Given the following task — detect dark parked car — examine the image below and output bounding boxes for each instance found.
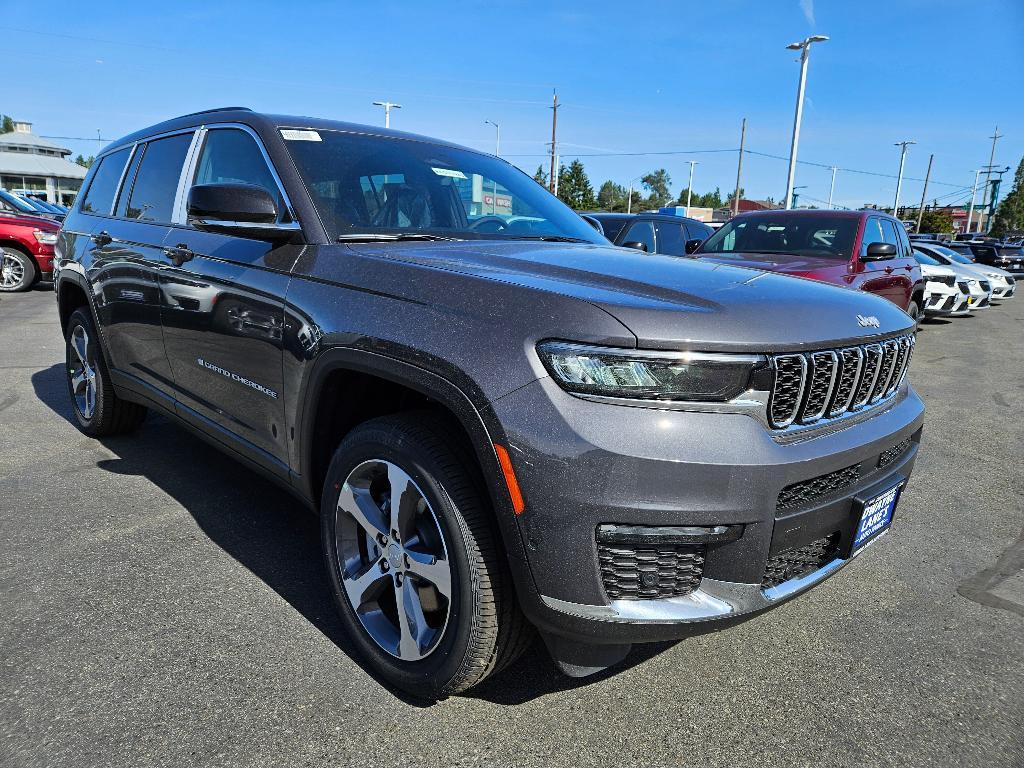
[944,241,1024,274]
[693,209,926,318]
[55,108,923,697]
[585,212,714,256]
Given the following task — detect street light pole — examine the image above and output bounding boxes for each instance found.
[484,120,500,156]
[827,166,838,209]
[783,35,829,210]
[627,175,642,214]
[372,101,402,128]
[685,161,698,216]
[892,140,916,219]
[965,168,983,235]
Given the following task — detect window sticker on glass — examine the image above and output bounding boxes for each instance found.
[280,129,322,142]
[431,167,468,179]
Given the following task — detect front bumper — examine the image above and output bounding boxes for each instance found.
[925,285,969,316]
[490,375,925,645]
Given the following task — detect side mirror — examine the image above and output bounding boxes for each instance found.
[187,183,299,240]
[621,241,648,253]
[862,242,897,261]
[685,238,703,254]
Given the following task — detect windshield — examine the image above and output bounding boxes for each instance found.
[698,213,857,260]
[934,245,975,263]
[914,251,940,266]
[283,129,603,243]
[0,190,39,213]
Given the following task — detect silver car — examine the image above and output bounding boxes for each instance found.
[915,242,1015,301]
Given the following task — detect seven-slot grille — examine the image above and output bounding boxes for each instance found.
[767,334,915,429]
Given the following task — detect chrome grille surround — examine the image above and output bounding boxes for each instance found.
[767,334,915,430]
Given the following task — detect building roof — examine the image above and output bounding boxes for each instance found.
[0,130,68,153]
[0,152,87,179]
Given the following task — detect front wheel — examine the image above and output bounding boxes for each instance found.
[0,247,36,292]
[320,412,530,698]
[906,298,922,329]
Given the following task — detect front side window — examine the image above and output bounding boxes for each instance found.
[283,130,602,243]
[80,147,131,215]
[622,221,655,253]
[125,133,193,223]
[860,217,885,257]
[192,128,285,217]
[700,214,859,260]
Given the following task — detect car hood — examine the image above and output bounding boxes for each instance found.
[0,212,60,230]
[921,264,956,278]
[358,240,914,352]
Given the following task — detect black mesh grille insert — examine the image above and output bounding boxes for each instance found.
[769,355,805,427]
[878,437,912,468]
[777,463,861,511]
[762,533,841,589]
[597,542,705,599]
[852,344,882,407]
[828,348,862,416]
[801,352,838,421]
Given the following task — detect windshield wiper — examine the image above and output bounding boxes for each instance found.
[501,235,591,243]
[337,233,462,243]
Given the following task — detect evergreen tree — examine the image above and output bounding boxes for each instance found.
[532,165,549,187]
[597,180,628,211]
[557,159,596,210]
[991,157,1024,237]
[641,168,672,208]
[0,115,13,134]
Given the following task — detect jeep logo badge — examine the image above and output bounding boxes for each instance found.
[856,314,880,328]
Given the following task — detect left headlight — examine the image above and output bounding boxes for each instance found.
[537,341,765,402]
[33,229,58,245]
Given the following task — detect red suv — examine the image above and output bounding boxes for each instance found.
[0,213,60,292]
[695,210,925,319]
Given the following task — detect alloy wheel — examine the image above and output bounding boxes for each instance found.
[68,325,98,419]
[1,251,26,289]
[335,459,453,661]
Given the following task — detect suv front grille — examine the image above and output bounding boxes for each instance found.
[762,533,841,589]
[767,334,914,429]
[777,464,861,511]
[597,542,705,599]
[979,280,991,292]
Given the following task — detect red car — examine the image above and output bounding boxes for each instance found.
[0,213,59,292]
[694,209,925,319]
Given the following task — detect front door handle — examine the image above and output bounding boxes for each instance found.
[91,230,112,247]
[884,266,894,274]
[164,244,195,267]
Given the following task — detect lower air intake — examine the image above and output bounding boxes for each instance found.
[597,542,705,599]
[762,533,841,589]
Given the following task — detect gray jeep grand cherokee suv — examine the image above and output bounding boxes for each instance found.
[54,108,923,698]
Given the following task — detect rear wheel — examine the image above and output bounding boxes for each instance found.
[0,247,35,292]
[321,412,530,698]
[65,307,147,436]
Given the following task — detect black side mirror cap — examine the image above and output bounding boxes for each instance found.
[580,215,605,236]
[862,242,897,261]
[187,183,299,240]
[685,238,703,254]
[621,241,648,253]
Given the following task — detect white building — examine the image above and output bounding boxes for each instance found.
[0,121,88,206]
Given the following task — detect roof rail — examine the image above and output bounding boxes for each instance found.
[179,106,253,118]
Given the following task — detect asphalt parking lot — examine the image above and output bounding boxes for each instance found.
[1,287,1022,768]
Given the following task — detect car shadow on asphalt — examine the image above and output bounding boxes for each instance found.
[30,362,683,705]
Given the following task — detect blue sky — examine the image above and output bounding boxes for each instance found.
[5,0,1022,209]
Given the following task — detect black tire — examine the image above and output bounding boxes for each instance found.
[65,307,147,436]
[321,411,531,698]
[907,298,922,329]
[0,247,37,292]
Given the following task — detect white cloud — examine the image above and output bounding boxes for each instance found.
[799,0,816,26]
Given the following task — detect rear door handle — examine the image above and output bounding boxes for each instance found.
[164,244,195,267]
[91,230,112,247]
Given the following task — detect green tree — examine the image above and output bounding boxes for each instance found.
[532,165,549,187]
[641,168,672,208]
[0,115,14,134]
[596,180,628,211]
[557,159,596,210]
[991,157,1024,237]
[74,155,95,169]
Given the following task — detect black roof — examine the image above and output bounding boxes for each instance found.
[585,211,709,225]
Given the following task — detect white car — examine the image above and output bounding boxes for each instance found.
[915,260,970,317]
[913,247,992,311]
[914,242,1015,300]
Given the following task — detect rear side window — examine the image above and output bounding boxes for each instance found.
[192,128,285,217]
[125,133,193,223]
[622,220,655,253]
[80,147,131,215]
[654,221,686,256]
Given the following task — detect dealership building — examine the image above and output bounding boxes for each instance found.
[0,121,88,206]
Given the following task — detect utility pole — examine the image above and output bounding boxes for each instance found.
[732,118,746,217]
[372,101,402,128]
[915,153,934,233]
[548,90,559,194]
[987,166,1010,233]
[827,166,838,209]
[892,140,916,219]
[783,35,829,209]
[981,126,1003,216]
[965,168,983,234]
[684,160,698,216]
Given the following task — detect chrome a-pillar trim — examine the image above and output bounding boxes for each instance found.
[540,556,851,624]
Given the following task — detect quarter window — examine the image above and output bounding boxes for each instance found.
[80,147,131,215]
[125,133,193,223]
[192,129,285,218]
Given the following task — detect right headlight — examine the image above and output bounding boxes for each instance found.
[537,341,765,402]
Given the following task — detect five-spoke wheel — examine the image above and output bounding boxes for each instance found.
[68,324,98,420]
